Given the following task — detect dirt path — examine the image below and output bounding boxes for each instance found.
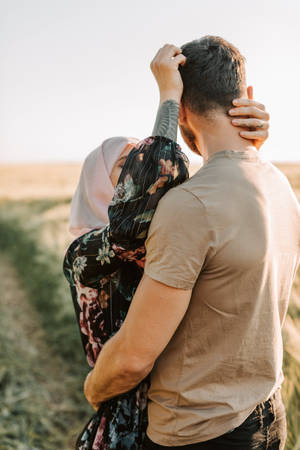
[0,255,66,397]
[0,255,88,449]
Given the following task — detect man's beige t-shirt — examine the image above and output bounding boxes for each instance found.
[144,148,300,446]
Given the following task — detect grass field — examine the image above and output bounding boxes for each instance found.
[0,161,299,449]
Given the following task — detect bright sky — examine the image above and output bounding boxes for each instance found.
[1,0,299,164]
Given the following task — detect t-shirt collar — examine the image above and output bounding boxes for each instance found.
[205,148,260,165]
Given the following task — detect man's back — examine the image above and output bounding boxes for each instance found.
[144,148,300,446]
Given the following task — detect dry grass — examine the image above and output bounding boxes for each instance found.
[0,161,298,200]
[0,163,82,200]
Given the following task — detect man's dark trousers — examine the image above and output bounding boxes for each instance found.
[143,389,286,450]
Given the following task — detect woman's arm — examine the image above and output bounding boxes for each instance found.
[63,135,189,288]
[152,99,179,141]
[108,136,189,245]
[63,224,122,288]
[63,46,189,288]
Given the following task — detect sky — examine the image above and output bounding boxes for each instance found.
[1,0,299,164]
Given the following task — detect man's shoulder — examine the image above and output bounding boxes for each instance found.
[149,182,208,235]
[161,166,215,208]
[158,181,205,213]
[268,162,293,185]
[263,161,300,205]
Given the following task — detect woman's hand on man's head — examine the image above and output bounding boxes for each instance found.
[150,44,186,105]
[229,86,270,150]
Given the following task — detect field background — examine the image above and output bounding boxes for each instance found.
[0,162,299,450]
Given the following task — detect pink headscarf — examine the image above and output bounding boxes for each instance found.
[69,136,139,237]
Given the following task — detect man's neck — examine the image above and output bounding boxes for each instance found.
[195,113,257,164]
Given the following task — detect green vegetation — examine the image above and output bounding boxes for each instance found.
[0,199,92,449]
[0,197,299,449]
[282,350,300,450]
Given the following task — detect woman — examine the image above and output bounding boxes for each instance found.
[64,135,189,449]
[63,46,270,449]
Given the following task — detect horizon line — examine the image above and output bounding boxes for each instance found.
[0,159,299,166]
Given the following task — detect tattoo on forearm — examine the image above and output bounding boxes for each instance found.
[152,100,179,141]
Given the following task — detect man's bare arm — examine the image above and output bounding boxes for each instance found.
[84,274,192,409]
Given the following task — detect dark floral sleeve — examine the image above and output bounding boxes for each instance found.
[64,136,189,289]
[63,225,121,288]
[109,136,189,245]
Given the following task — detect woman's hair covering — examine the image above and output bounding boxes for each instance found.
[69,136,139,237]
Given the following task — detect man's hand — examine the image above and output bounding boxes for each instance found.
[150,44,186,105]
[229,86,270,150]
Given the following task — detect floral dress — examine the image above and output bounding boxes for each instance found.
[63,136,189,449]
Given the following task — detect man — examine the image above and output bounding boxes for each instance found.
[84,37,300,449]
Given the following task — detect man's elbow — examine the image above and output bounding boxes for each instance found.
[119,351,154,381]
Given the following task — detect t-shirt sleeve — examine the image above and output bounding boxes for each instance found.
[144,186,212,289]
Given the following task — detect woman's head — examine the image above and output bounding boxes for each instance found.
[70,136,139,237]
[106,142,136,189]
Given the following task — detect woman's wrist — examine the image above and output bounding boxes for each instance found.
[159,90,181,105]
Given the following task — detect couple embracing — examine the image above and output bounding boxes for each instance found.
[63,35,300,449]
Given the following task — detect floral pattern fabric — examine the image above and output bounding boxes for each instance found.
[63,136,189,449]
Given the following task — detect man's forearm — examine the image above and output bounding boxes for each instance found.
[84,331,152,408]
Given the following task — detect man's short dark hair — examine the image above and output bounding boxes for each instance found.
[179,36,246,116]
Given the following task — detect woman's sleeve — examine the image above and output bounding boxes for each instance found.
[108,136,189,249]
[63,136,189,287]
[108,98,188,248]
[63,224,121,288]
[63,99,189,288]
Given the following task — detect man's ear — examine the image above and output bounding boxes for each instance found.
[178,102,186,126]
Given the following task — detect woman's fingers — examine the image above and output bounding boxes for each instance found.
[151,44,183,67]
[240,129,269,140]
[229,91,270,149]
[232,98,266,111]
[164,44,183,57]
[231,118,269,130]
[229,105,270,121]
[173,53,187,67]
